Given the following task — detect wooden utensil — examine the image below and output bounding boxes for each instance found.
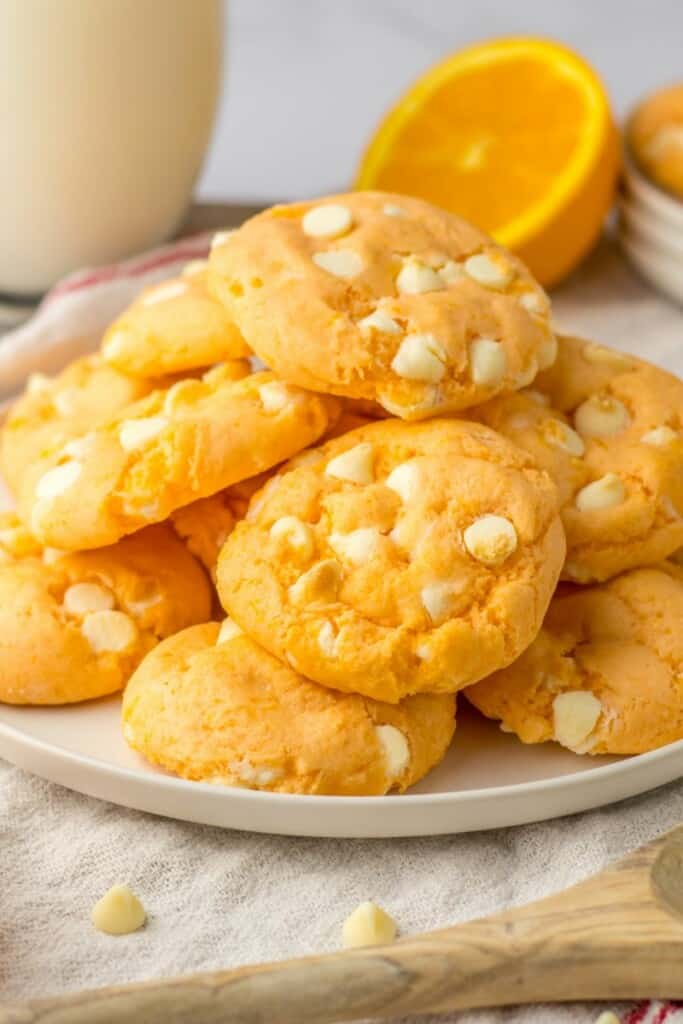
[2,823,683,1024]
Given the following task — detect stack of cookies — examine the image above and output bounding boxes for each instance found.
[2,192,682,795]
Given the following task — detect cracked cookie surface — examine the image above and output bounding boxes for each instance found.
[122,620,455,795]
[209,191,556,420]
[22,363,339,551]
[466,561,683,755]
[1,355,164,498]
[471,335,683,581]
[217,417,565,702]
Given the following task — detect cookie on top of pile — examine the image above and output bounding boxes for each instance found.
[2,190,682,796]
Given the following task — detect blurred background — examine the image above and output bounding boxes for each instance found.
[199,0,683,202]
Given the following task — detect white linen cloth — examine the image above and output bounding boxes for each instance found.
[1,234,682,1024]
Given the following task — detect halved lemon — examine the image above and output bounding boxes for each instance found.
[355,37,620,287]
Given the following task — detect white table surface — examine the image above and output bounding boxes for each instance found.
[198,0,683,204]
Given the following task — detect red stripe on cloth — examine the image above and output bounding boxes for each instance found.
[624,1004,683,1024]
[624,1004,658,1024]
[47,237,212,302]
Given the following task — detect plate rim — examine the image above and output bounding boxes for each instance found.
[1,706,681,814]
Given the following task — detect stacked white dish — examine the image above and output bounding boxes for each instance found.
[619,155,683,305]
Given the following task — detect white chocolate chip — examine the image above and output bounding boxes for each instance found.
[181,258,208,277]
[287,449,324,470]
[575,473,625,512]
[553,691,602,751]
[513,360,539,388]
[385,460,421,503]
[288,560,342,606]
[81,610,138,653]
[383,203,405,217]
[469,338,507,387]
[375,724,410,778]
[245,475,282,520]
[325,443,375,485]
[118,416,168,451]
[91,885,146,936]
[27,372,51,395]
[102,331,127,360]
[391,333,446,382]
[229,759,279,787]
[660,495,680,521]
[377,389,441,419]
[537,333,558,371]
[63,582,115,617]
[62,434,97,460]
[415,639,431,660]
[312,250,364,279]
[641,426,678,447]
[342,901,397,949]
[522,388,551,407]
[644,124,683,160]
[302,203,353,239]
[211,229,235,249]
[464,252,513,289]
[421,581,464,624]
[317,620,337,657]
[142,280,187,306]
[518,290,547,315]
[217,618,243,644]
[574,395,630,437]
[42,547,67,566]
[35,460,82,500]
[124,580,163,615]
[163,379,206,414]
[0,528,22,551]
[258,380,294,413]
[438,260,464,285]
[594,1013,621,1024]
[53,388,79,417]
[358,310,401,334]
[396,258,445,295]
[388,518,411,550]
[582,342,634,371]
[463,514,518,566]
[507,412,533,431]
[541,418,585,457]
[563,561,594,584]
[270,516,314,558]
[328,527,382,565]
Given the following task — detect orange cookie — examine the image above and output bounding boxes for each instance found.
[466,562,683,755]
[123,620,455,795]
[628,84,683,198]
[217,417,564,702]
[0,524,212,705]
[101,264,250,377]
[209,192,556,419]
[471,335,683,581]
[22,365,339,551]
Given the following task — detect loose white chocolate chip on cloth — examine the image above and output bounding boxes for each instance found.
[1,235,683,1024]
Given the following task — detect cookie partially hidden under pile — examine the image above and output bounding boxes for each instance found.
[2,190,682,796]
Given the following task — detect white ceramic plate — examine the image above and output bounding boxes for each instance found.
[1,698,681,838]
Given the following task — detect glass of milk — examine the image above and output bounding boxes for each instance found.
[0,0,223,297]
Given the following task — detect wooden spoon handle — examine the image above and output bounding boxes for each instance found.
[1,906,683,1024]
[3,827,683,1024]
